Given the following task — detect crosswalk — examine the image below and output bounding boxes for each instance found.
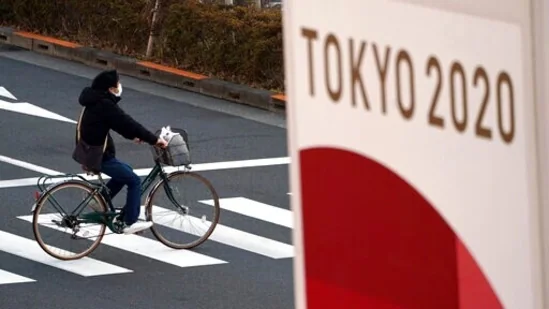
[0,194,293,286]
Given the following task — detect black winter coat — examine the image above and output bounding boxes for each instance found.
[77,87,158,161]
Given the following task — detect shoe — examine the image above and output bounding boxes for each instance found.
[122,221,153,234]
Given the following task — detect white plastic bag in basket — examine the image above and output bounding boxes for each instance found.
[159,126,180,143]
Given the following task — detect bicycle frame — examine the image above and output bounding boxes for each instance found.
[34,159,186,233]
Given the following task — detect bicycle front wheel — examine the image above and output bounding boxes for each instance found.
[32,180,107,260]
[145,171,220,249]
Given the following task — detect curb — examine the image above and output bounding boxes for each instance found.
[0,27,287,113]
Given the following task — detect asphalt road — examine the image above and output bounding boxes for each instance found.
[0,45,293,309]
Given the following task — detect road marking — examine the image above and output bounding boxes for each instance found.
[0,99,76,124]
[0,230,132,277]
[145,205,294,259]
[200,197,293,228]
[0,87,17,100]
[137,156,290,175]
[0,269,35,285]
[19,214,227,268]
[0,156,290,189]
[0,177,38,188]
[0,155,62,175]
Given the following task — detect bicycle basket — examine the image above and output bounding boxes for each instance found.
[151,127,192,167]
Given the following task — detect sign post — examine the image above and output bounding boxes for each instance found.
[283,0,547,308]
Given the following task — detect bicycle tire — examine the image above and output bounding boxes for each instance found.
[145,171,220,249]
[32,180,107,260]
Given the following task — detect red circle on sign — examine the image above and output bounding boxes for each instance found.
[298,147,503,309]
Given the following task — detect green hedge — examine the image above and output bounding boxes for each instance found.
[0,0,284,91]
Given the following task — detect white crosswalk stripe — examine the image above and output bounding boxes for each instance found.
[200,197,293,228]
[0,194,293,286]
[18,214,228,268]
[0,230,132,277]
[143,204,293,259]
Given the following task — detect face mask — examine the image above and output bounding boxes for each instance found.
[114,83,123,97]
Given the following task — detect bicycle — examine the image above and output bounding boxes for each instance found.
[29,128,221,261]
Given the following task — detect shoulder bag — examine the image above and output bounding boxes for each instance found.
[72,107,108,173]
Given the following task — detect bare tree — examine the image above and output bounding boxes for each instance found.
[146,0,162,57]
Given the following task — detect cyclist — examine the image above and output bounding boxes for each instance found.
[77,69,168,234]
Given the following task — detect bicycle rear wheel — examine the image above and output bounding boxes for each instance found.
[145,171,220,249]
[32,180,107,260]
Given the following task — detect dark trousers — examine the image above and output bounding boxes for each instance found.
[100,157,141,225]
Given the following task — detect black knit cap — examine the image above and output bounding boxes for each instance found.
[91,70,119,91]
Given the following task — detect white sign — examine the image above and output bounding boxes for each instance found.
[284,1,540,308]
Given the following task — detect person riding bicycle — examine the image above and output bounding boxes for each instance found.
[77,69,168,234]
